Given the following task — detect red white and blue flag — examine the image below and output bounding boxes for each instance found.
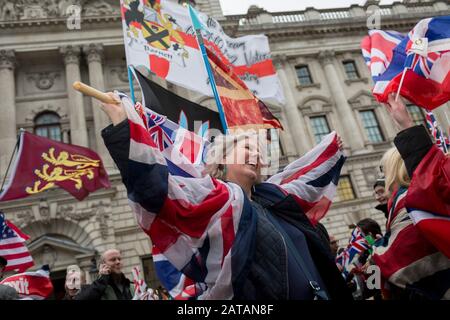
[361,16,450,110]
[0,267,53,300]
[336,227,370,273]
[0,212,34,273]
[118,92,345,299]
[405,145,450,259]
[425,111,449,153]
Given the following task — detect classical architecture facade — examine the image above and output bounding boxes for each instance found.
[1,0,449,297]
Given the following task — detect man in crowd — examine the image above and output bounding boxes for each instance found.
[329,236,339,257]
[0,255,19,300]
[74,249,132,300]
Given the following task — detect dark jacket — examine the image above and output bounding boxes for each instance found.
[74,273,133,300]
[393,125,434,176]
[101,120,352,300]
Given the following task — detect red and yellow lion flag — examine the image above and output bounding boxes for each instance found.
[0,131,110,201]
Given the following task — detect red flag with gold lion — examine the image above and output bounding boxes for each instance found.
[0,131,110,201]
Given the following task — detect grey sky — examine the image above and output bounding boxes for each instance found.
[219,0,399,15]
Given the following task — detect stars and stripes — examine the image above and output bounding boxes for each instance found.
[0,212,34,273]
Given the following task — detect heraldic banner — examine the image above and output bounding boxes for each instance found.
[0,132,110,202]
[121,0,285,105]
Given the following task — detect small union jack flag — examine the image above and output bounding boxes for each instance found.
[336,227,370,274]
[425,111,449,153]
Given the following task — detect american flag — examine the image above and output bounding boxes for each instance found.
[425,111,449,153]
[0,212,34,272]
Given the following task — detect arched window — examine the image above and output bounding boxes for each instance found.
[34,112,62,141]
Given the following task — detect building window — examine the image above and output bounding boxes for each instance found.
[141,256,162,289]
[360,110,384,143]
[34,112,62,141]
[343,60,360,80]
[336,175,356,201]
[295,65,313,86]
[310,116,331,144]
[406,104,425,126]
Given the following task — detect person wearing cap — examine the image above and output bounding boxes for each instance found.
[0,256,19,300]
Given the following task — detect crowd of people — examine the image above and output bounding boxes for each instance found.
[0,92,448,301]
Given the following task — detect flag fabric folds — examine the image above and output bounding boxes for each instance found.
[0,131,110,202]
[206,47,283,130]
[0,267,53,300]
[133,67,224,134]
[121,0,285,105]
[266,133,345,225]
[0,212,34,272]
[405,145,450,259]
[335,227,370,273]
[118,92,344,298]
[361,16,450,110]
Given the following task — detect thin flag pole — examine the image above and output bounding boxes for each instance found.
[0,129,24,193]
[128,66,136,105]
[188,5,229,133]
[395,67,408,102]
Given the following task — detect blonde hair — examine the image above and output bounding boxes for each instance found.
[380,147,410,192]
[203,131,267,180]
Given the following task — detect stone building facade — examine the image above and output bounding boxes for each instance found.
[0,0,449,297]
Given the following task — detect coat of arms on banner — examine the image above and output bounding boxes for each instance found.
[122,0,190,77]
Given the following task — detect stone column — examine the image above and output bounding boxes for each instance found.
[83,43,114,170]
[60,45,89,147]
[0,50,17,179]
[273,55,311,156]
[318,50,365,151]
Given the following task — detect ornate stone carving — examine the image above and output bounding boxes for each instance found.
[84,1,116,16]
[0,50,15,70]
[110,66,129,83]
[39,199,51,224]
[41,244,58,268]
[27,72,60,90]
[318,50,335,66]
[92,201,110,239]
[15,209,34,227]
[0,1,19,20]
[60,45,81,65]
[21,5,48,20]
[83,43,104,64]
[58,203,96,221]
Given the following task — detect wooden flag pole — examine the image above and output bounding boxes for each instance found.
[73,81,120,104]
